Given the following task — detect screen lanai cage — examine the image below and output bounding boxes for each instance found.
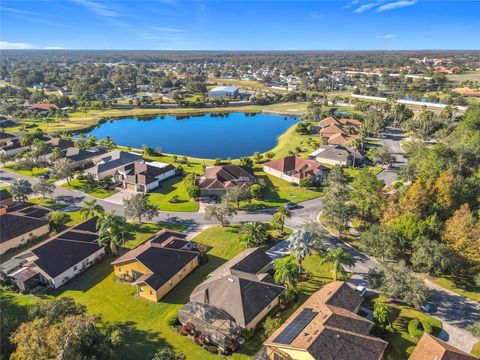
[178,302,243,349]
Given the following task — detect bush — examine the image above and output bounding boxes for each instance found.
[408,318,430,340]
[167,317,179,326]
[169,195,180,203]
[406,346,416,356]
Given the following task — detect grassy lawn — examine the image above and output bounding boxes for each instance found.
[243,170,323,210]
[147,175,199,212]
[384,305,442,360]
[63,179,119,199]
[428,274,480,303]
[4,164,49,177]
[28,197,69,210]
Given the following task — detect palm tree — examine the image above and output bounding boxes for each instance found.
[289,228,315,273]
[80,199,104,219]
[373,301,391,328]
[320,247,354,281]
[349,138,362,168]
[96,211,128,255]
[272,205,292,234]
[240,221,268,247]
[273,255,299,291]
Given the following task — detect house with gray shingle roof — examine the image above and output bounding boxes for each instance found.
[84,150,143,180]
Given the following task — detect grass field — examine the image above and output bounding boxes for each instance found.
[4,164,49,177]
[63,179,119,199]
[5,224,338,360]
[447,71,480,82]
[385,305,442,360]
[147,175,199,212]
[428,275,480,303]
[209,78,288,93]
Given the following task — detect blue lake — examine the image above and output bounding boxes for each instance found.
[85,112,299,159]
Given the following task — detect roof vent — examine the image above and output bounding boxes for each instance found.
[228,277,235,282]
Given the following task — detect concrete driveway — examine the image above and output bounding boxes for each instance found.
[103,189,133,205]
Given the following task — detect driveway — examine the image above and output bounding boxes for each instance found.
[377,127,407,186]
[103,189,132,205]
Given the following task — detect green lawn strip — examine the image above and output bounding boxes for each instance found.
[28,197,69,210]
[63,179,119,199]
[4,164,49,177]
[384,306,442,360]
[471,341,480,357]
[344,166,383,185]
[147,175,199,212]
[428,275,480,303]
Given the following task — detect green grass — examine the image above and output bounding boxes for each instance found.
[471,341,480,357]
[242,170,323,210]
[385,305,442,360]
[63,179,119,199]
[147,175,199,212]
[428,275,480,303]
[4,164,49,177]
[28,197,69,210]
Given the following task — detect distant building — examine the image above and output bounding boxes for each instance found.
[262,156,329,184]
[197,165,256,197]
[31,103,59,112]
[0,132,16,146]
[208,86,239,99]
[122,162,176,193]
[309,145,363,167]
[0,189,13,207]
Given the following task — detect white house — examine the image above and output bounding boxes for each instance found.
[122,162,176,193]
[208,86,239,99]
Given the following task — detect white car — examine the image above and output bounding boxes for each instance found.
[355,285,367,297]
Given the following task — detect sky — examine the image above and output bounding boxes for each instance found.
[1,0,479,50]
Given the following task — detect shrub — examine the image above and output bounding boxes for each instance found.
[167,317,179,326]
[406,346,416,356]
[169,195,180,203]
[408,319,425,340]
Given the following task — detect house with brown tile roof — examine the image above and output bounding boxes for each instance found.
[264,281,388,360]
[0,205,50,255]
[197,165,256,197]
[262,155,329,184]
[111,228,199,302]
[122,161,176,193]
[31,103,59,112]
[409,333,477,360]
[318,116,362,146]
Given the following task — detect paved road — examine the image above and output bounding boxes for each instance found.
[377,127,407,186]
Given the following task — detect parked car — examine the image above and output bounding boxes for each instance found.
[285,202,298,210]
[355,285,367,297]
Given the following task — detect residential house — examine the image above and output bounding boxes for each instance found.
[122,162,176,193]
[208,86,239,99]
[50,147,108,169]
[319,116,362,146]
[309,145,363,167]
[197,165,256,197]
[0,189,13,207]
[262,156,329,184]
[264,281,388,360]
[46,137,75,150]
[31,103,59,112]
[0,132,16,146]
[409,333,477,360]
[84,150,143,181]
[0,205,50,255]
[180,248,284,348]
[1,217,105,291]
[0,139,29,157]
[111,229,199,302]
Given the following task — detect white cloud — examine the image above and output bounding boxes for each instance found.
[150,27,185,33]
[376,34,398,39]
[0,41,65,50]
[354,2,378,13]
[376,0,416,12]
[71,0,119,17]
[310,11,325,18]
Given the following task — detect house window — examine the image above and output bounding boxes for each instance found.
[149,290,154,295]
[118,268,122,273]
[29,233,33,237]
[139,287,144,292]
[73,266,78,271]
[168,279,173,286]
